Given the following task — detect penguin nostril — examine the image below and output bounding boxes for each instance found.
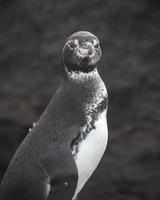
[88,48,93,55]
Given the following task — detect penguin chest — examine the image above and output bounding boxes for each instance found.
[73,110,108,198]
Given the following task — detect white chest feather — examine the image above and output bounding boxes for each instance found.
[72,110,108,199]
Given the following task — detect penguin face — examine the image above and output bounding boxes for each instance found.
[62,31,102,73]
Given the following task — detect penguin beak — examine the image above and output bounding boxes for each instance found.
[78,42,94,57]
[79,48,90,56]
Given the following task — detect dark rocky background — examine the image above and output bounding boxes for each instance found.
[0,0,160,199]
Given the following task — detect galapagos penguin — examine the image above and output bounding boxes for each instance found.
[0,31,108,200]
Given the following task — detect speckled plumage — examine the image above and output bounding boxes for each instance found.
[0,31,108,200]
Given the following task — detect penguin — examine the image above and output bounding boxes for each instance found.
[0,31,108,200]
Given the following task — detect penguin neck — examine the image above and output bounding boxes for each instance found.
[45,65,107,125]
[63,66,99,81]
[60,65,107,113]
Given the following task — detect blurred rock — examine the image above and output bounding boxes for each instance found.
[0,0,159,200]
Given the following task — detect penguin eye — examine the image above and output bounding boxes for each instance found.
[68,42,77,49]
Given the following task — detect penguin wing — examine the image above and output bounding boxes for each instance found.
[40,126,79,200]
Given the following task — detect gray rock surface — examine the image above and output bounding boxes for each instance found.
[0,0,160,199]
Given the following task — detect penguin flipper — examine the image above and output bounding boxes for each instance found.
[40,126,79,200]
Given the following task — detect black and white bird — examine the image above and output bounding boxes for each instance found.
[0,31,108,200]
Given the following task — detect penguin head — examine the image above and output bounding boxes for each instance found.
[62,31,102,73]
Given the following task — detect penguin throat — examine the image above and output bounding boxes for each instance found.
[64,67,98,80]
[63,58,97,73]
